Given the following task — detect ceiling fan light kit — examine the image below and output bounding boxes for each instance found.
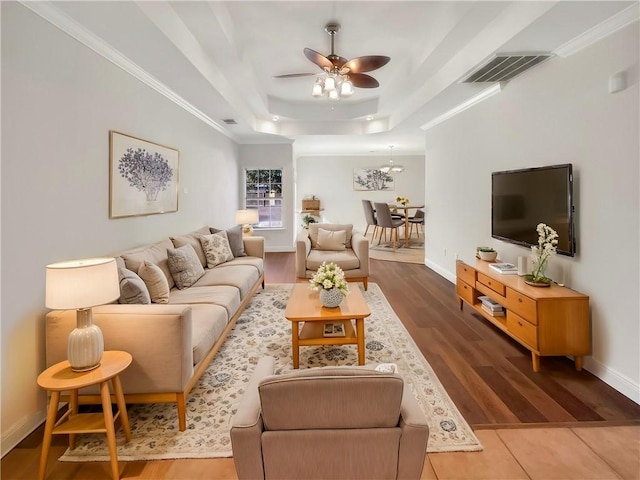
[276,22,389,101]
[380,146,404,173]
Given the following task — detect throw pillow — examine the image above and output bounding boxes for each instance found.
[200,231,234,268]
[317,228,347,251]
[210,225,246,257]
[138,261,170,304]
[167,245,206,290]
[118,268,151,304]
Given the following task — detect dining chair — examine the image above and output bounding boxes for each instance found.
[408,209,425,238]
[373,203,404,251]
[361,200,379,240]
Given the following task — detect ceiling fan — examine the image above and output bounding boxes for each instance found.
[275,22,390,100]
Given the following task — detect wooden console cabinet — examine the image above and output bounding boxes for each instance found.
[456,259,590,372]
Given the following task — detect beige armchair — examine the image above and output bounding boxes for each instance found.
[295,223,369,290]
[230,357,429,480]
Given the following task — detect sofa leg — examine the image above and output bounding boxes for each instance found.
[177,394,187,431]
[363,278,368,291]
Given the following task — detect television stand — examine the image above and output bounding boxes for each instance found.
[456,259,590,372]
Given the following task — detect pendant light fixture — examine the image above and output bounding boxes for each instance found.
[379,145,404,173]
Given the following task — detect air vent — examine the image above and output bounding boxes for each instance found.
[222,118,238,125]
[461,53,552,83]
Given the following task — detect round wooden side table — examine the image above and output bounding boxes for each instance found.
[37,350,133,480]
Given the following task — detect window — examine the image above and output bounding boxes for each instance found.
[244,168,283,228]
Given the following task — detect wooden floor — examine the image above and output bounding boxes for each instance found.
[3,254,639,479]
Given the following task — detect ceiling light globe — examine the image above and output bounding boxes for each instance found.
[324,76,336,91]
[312,82,323,97]
[340,80,354,96]
[328,89,340,101]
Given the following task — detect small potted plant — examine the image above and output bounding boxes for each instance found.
[395,196,410,206]
[477,247,498,262]
[524,223,558,286]
[301,214,317,228]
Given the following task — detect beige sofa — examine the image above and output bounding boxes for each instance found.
[295,223,370,290]
[45,226,265,431]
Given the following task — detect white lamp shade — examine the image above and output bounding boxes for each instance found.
[46,257,119,309]
[235,209,259,225]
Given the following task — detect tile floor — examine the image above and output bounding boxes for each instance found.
[423,426,639,480]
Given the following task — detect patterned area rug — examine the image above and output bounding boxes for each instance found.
[61,283,481,462]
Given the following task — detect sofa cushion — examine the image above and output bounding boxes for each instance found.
[194,265,259,299]
[171,234,207,268]
[189,304,229,366]
[118,268,151,304]
[120,238,176,289]
[220,257,264,276]
[210,225,246,257]
[167,245,206,289]
[200,231,234,268]
[259,368,403,430]
[138,261,170,304]
[309,224,353,249]
[169,285,241,320]
[306,249,360,272]
[316,228,347,251]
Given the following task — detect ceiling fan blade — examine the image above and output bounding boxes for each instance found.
[349,73,380,88]
[273,73,318,78]
[341,55,391,74]
[304,48,333,70]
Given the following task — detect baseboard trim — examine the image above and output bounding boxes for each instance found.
[1,411,46,458]
[583,357,640,405]
[426,259,456,284]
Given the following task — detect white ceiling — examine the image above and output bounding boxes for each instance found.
[33,1,636,156]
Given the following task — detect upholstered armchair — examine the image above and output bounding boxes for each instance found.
[295,223,369,290]
[230,357,429,480]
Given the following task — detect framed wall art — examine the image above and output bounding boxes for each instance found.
[353,168,394,191]
[109,131,179,218]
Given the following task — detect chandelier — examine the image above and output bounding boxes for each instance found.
[380,146,404,173]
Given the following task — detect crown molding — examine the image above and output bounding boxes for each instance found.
[420,83,502,132]
[554,3,639,58]
[19,1,234,140]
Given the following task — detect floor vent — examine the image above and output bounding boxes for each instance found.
[461,53,552,83]
[222,118,238,125]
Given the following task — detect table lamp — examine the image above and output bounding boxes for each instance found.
[45,257,120,372]
[236,209,259,236]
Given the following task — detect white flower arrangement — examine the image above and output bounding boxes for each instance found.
[395,196,410,205]
[529,223,558,283]
[309,262,350,295]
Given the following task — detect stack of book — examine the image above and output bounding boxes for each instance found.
[488,262,518,275]
[478,295,505,316]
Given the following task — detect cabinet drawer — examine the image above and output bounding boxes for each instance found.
[507,311,538,349]
[506,288,537,324]
[456,262,476,285]
[477,273,505,296]
[456,280,475,305]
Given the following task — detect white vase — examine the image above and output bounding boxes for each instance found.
[319,287,344,308]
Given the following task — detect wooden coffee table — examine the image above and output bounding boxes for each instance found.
[285,283,371,368]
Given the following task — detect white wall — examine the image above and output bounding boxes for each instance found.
[238,144,294,252]
[424,23,639,402]
[1,3,242,454]
[295,154,426,234]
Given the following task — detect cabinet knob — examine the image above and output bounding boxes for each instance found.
[518,321,523,327]
[518,298,523,303]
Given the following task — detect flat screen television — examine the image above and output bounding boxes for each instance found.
[492,164,575,256]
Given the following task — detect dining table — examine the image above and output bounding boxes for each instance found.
[389,203,425,247]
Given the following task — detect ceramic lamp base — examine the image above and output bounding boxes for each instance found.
[68,308,104,372]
